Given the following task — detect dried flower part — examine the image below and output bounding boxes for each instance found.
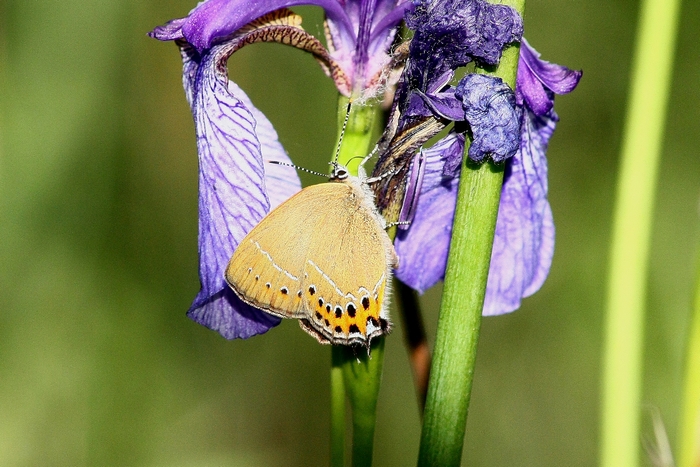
[392,34,581,315]
[456,74,521,163]
[398,0,522,124]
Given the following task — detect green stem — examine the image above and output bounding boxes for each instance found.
[600,0,681,466]
[331,347,346,467]
[342,339,386,467]
[417,2,524,464]
[335,96,377,174]
[331,95,384,467]
[678,253,700,467]
[416,162,504,467]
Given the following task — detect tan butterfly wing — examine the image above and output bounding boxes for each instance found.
[225,177,397,345]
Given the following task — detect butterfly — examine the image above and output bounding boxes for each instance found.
[225,162,398,347]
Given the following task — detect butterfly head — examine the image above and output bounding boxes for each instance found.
[329,163,350,182]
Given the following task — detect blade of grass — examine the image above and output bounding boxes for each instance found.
[600,0,681,466]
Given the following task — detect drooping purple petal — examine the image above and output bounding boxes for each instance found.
[394,133,464,292]
[516,38,583,116]
[179,38,300,339]
[455,73,520,163]
[483,108,556,315]
[395,110,557,316]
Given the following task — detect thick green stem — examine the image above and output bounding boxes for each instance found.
[417,2,524,465]
[600,1,681,466]
[330,95,384,467]
[678,253,700,467]
[417,162,504,467]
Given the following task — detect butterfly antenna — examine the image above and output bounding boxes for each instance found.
[359,144,380,169]
[333,100,353,166]
[267,160,329,179]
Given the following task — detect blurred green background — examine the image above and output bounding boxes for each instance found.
[1,0,698,466]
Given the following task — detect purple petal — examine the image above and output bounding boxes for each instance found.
[188,289,281,340]
[191,0,352,52]
[455,74,520,163]
[398,150,427,229]
[483,108,556,315]
[325,0,411,95]
[394,133,464,292]
[415,88,465,121]
[404,0,522,94]
[231,81,301,209]
[157,0,352,52]
[516,38,582,116]
[180,38,300,339]
[395,110,557,315]
[441,132,465,177]
[370,0,415,43]
[149,17,187,41]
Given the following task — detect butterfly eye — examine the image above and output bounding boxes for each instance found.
[334,168,348,180]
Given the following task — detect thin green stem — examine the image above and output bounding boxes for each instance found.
[417,161,504,467]
[330,95,384,467]
[417,1,524,464]
[331,347,346,467]
[678,252,700,467]
[600,0,681,466]
[335,96,377,174]
[342,340,386,467]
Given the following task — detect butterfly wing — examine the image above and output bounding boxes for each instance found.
[298,179,397,345]
[225,183,334,319]
[226,178,397,346]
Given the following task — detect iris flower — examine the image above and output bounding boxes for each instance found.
[150,0,581,340]
[150,0,412,338]
[391,0,581,315]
